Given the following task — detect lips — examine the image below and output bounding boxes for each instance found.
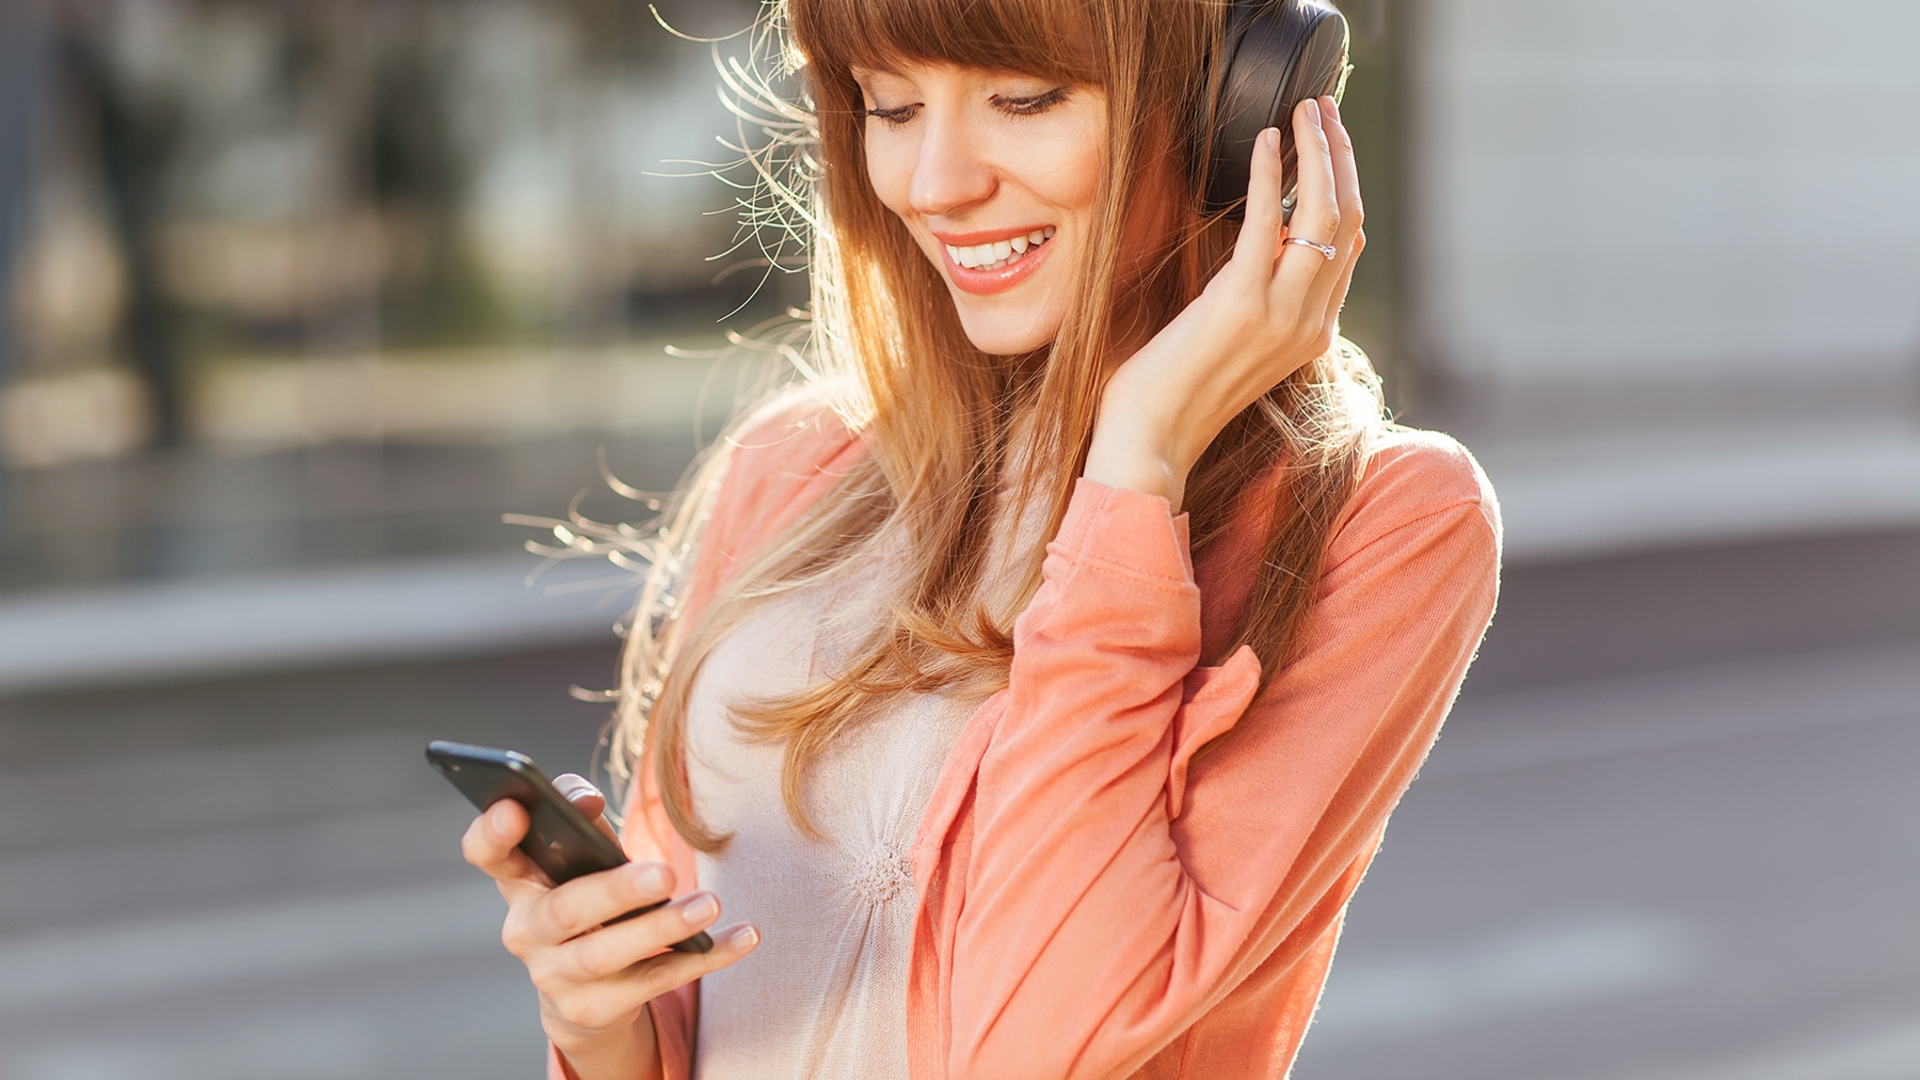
[934,225,1057,296]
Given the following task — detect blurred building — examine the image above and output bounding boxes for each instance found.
[0,0,772,468]
[1397,0,1920,558]
[1409,0,1920,415]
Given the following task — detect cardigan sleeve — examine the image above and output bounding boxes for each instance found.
[944,439,1500,1079]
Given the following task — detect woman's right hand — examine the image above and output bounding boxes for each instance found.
[461,776,759,1080]
[1086,96,1364,512]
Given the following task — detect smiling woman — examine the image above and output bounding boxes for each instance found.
[457,1,1502,1079]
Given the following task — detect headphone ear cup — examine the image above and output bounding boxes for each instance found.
[1200,0,1350,219]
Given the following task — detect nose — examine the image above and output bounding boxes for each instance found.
[908,113,996,218]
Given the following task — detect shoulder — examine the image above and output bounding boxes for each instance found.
[1192,425,1499,651]
[1324,425,1503,575]
[701,384,868,561]
[717,385,864,495]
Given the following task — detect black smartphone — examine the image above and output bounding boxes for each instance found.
[426,739,713,953]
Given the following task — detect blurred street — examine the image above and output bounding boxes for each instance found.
[0,643,616,1079]
[0,526,1915,1079]
[1299,528,1920,1080]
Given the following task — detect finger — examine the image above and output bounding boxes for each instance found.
[462,799,547,894]
[1319,227,1364,343]
[1321,97,1363,236]
[531,859,678,946]
[1270,98,1341,304]
[552,773,620,845]
[552,773,605,818]
[1229,124,1291,280]
[624,922,760,999]
[548,891,729,984]
[538,923,760,1033]
[1302,96,1364,318]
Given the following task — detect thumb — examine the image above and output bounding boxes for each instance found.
[552,773,619,844]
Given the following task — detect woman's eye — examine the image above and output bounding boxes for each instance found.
[865,104,919,126]
[991,86,1070,116]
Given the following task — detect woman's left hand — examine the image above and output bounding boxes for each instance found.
[1084,95,1364,511]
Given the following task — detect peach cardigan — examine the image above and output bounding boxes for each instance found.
[554,403,1500,1080]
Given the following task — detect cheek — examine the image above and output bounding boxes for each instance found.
[865,134,917,219]
[1028,107,1106,210]
[1042,142,1104,213]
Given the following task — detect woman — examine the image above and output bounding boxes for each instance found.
[462,0,1500,1077]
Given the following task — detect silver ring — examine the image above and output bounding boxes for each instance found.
[1284,237,1337,261]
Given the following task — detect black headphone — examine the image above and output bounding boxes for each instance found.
[1202,0,1352,219]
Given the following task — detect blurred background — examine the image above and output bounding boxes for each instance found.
[0,0,1916,1077]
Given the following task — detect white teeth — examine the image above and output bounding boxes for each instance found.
[947,228,1052,271]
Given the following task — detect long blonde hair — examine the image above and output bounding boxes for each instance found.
[605,0,1383,850]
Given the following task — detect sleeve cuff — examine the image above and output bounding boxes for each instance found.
[1053,478,1195,585]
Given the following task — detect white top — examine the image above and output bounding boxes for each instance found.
[683,568,974,1079]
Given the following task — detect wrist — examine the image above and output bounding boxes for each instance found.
[1084,399,1195,511]
[548,1008,661,1080]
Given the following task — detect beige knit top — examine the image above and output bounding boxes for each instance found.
[681,568,975,1079]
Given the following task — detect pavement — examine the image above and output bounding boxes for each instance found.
[0,645,617,1079]
[1473,420,1920,561]
[1298,635,1920,1080]
[0,553,635,695]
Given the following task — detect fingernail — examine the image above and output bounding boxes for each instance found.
[1262,127,1280,153]
[727,925,759,950]
[682,892,719,924]
[1323,97,1341,124]
[557,775,593,797]
[1305,98,1323,126]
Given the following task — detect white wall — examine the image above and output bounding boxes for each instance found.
[1412,0,1920,390]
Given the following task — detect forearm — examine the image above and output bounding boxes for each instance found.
[951,481,1230,1076]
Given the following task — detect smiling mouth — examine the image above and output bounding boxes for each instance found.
[944,226,1056,272]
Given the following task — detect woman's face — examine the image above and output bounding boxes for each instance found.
[854,62,1130,356]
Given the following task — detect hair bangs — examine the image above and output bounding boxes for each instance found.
[789,0,1103,90]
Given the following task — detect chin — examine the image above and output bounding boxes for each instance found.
[953,302,1062,356]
